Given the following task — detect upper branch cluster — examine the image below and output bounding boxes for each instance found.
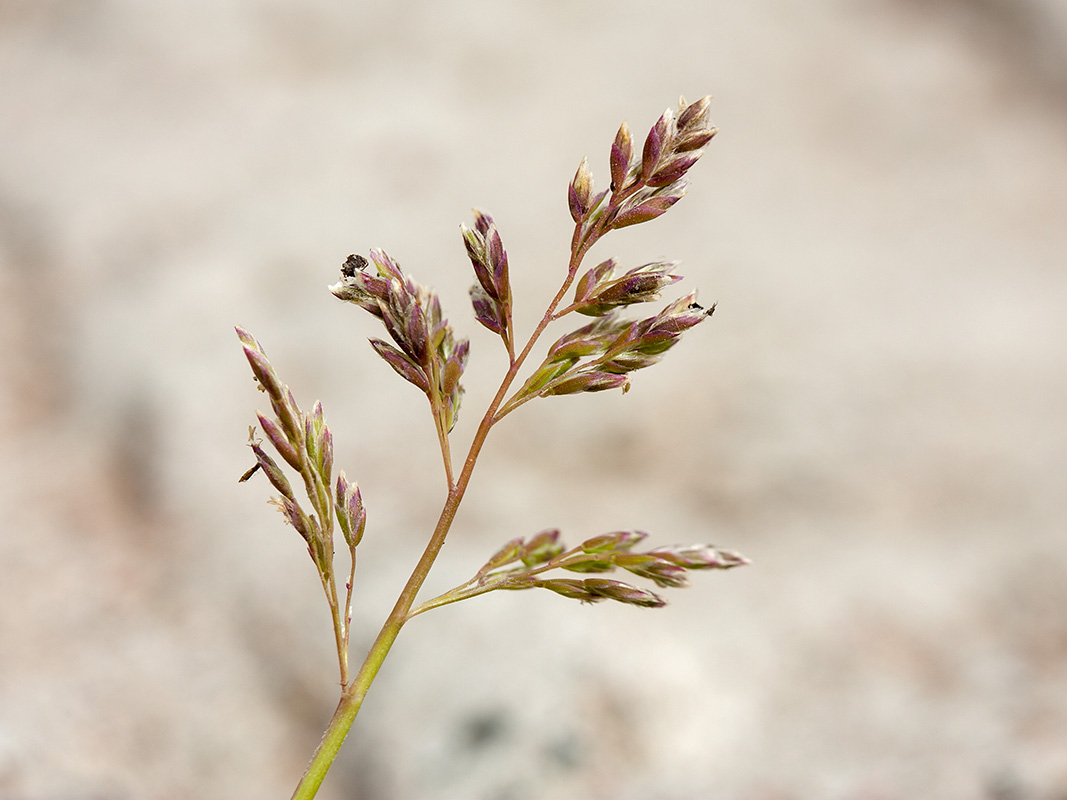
[329,251,469,433]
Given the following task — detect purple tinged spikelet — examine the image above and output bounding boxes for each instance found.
[473,209,492,236]
[575,261,682,316]
[540,578,602,603]
[256,412,302,471]
[675,96,717,154]
[511,360,573,399]
[320,423,334,483]
[584,578,666,608]
[611,194,682,229]
[568,157,593,223]
[676,94,709,128]
[647,153,701,187]
[481,537,524,572]
[649,545,750,570]
[559,556,615,574]
[610,121,633,192]
[647,293,712,337]
[590,293,711,371]
[613,553,690,588]
[442,357,462,397]
[280,388,304,447]
[601,352,658,375]
[448,338,470,380]
[241,345,282,400]
[334,473,352,544]
[237,331,303,443]
[470,285,504,335]
[641,109,673,178]
[466,211,507,297]
[542,371,629,396]
[580,530,648,554]
[367,248,404,283]
[380,302,411,360]
[370,339,430,393]
[497,574,541,591]
[270,495,317,548]
[348,486,366,546]
[427,294,445,342]
[462,217,492,282]
[234,325,259,348]
[304,411,317,465]
[546,311,625,362]
[250,441,295,501]
[335,471,366,548]
[520,529,564,567]
[405,308,429,365]
[676,129,716,153]
[487,227,508,288]
[543,337,596,364]
[462,211,512,350]
[573,258,617,302]
[585,188,610,221]
[545,317,616,362]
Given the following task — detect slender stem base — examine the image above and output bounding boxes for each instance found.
[289,691,364,800]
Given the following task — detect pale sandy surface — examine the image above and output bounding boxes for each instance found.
[2,2,1066,799]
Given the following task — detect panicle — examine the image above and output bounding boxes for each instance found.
[335,471,367,549]
[572,260,683,316]
[330,250,469,432]
[595,96,717,233]
[236,327,366,586]
[454,528,746,612]
[462,210,513,353]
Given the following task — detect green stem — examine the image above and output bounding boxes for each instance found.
[323,573,348,686]
[342,545,356,655]
[289,687,365,800]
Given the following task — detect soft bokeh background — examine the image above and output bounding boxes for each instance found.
[2,1,1065,798]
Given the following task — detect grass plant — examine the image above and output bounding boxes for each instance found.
[236,96,746,798]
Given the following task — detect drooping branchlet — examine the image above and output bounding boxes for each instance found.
[410,528,748,617]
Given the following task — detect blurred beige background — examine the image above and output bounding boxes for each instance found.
[2,1,1066,798]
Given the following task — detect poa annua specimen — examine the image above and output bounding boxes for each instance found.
[237,96,747,799]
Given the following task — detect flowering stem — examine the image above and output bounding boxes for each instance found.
[289,228,602,799]
[254,96,728,799]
